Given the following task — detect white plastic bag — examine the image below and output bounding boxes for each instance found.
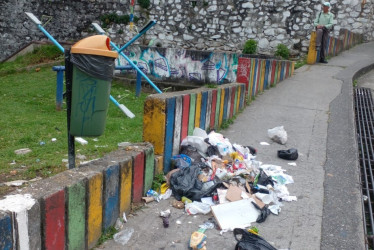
[207,131,233,156]
[185,201,211,215]
[267,126,287,145]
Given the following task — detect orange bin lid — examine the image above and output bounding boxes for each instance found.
[71,35,118,58]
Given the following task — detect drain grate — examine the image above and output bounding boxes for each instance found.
[354,87,374,249]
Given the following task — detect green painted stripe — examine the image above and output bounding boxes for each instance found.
[143,146,155,195]
[214,88,221,129]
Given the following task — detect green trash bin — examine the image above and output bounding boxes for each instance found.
[69,35,118,137]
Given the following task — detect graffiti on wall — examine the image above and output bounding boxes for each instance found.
[117,47,238,84]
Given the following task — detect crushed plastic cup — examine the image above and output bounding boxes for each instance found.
[185,201,211,215]
[113,227,134,245]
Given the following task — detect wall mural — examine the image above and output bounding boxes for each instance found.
[117,47,239,84]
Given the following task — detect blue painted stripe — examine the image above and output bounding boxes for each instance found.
[280,61,285,81]
[199,91,208,130]
[103,164,120,230]
[264,60,270,89]
[240,84,245,110]
[163,97,176,173]
[0,213,12,250]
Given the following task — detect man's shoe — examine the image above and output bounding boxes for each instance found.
[320,59,328,64]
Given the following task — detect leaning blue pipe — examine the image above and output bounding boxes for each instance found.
[118,21,157,53]
[93,21,162,94]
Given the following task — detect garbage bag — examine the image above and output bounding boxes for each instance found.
[180,145,203,163]
[70,54,115,81]
[171,154,192,169]
[170,164,203,201]
[234,228,277,250]
[267,126,287,145]
[254,169,275,187]
[206,145,221,157]
[278,148,298,160]
[251,201,271,223]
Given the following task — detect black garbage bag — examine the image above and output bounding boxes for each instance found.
[169,163,222,201]
[234,228,277,250]
[180,145,203,163]
[206,145,221,157]
[251,201,271,223]
[255,169,275,187]
[278,148,298,160]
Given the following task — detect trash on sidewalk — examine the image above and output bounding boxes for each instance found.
[268,126,287,145]
[113,227,134,246]
[278,148,298,160]
[185,201,211,215]
[160,209,171,228]
[189,228,207,250]
[172,200,185,209]
[3,180,28,187]
[233,228,277,250]
[211,199,260,230]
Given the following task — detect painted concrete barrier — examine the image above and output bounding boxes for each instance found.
[236,57,295,99]
[307,28,363,64]
[0,143,155,250]
[143,83,246,173]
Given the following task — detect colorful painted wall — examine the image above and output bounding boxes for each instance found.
[237,57,295,99]
[143,83,246,173]
[307,28,363,64]
[117,47,238,85]
[0,143,157,250]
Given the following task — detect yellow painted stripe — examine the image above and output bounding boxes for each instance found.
[307,31,317,64]
[291,61,295,76]
[260,60,266,92]
[87,173,103,248]
[194,93,202,129]
[219,88,225,126]
[236,85,241,112]
[277,61,281,82]
[120,159,132,215]
[143,97,166,155]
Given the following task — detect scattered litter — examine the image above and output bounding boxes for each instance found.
[260,142,270,146]
[288,162,297,166]
[176,220,182,225]
[278,148,298,160]
[211,199,260,230]
[159,189,172,200]
[122,212,127,223]
[172,200,185,209]
[92,138,99,142]
[3,180,28,187]
[233,228,276,250]
[201,197,215,206]
[142,196,154,203]
[76,154,86,160]
[185,201,211,215]
[281,196,297,202]
[114,218,124,230]
[39,141,45,146]
[268,126,287,145]
[118,142,131,148]
[363,195,368,202]
[14,148,32,155]
[113,227,134,246]
[10,170,17,175]
[95,145,108,148]
[160,209,171,228]
[75,137,88,145]
[269,205,281,215]
[51,138,57,142]
[9,160,16,165]
[199,221,215,230]
[189,228,207,250]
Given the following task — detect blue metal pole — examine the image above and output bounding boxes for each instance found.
[37,24,65,53]
[52,66,65,110]
[117,21,157,53]
[110,42,162,93]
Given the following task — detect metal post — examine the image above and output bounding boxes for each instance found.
[65,50,75,169]
[52,66,65,111]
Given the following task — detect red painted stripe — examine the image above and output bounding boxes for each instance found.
[181,94,190,143]
[132,152,145,203]
[44,190,65,250]
[210,89,217,130]
[229,86,236,119]
[236,57,251,86]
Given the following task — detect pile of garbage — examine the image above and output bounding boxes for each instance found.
[134,127,296,249]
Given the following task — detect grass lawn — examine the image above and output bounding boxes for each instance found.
[0,45,149,196]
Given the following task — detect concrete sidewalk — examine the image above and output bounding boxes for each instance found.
[98,42,374,250]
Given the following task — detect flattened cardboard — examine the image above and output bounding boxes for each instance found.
[225,185,242,202]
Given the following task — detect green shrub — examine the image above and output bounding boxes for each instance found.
[275,44,290,60]
[243,39,257,54]
[138,0,151,9]
[100,13,138,28]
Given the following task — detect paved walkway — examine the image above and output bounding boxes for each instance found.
[98,42,374,250]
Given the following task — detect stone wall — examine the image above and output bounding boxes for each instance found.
[1,0,373,62]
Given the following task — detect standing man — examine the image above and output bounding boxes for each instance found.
[313,2,334,63]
